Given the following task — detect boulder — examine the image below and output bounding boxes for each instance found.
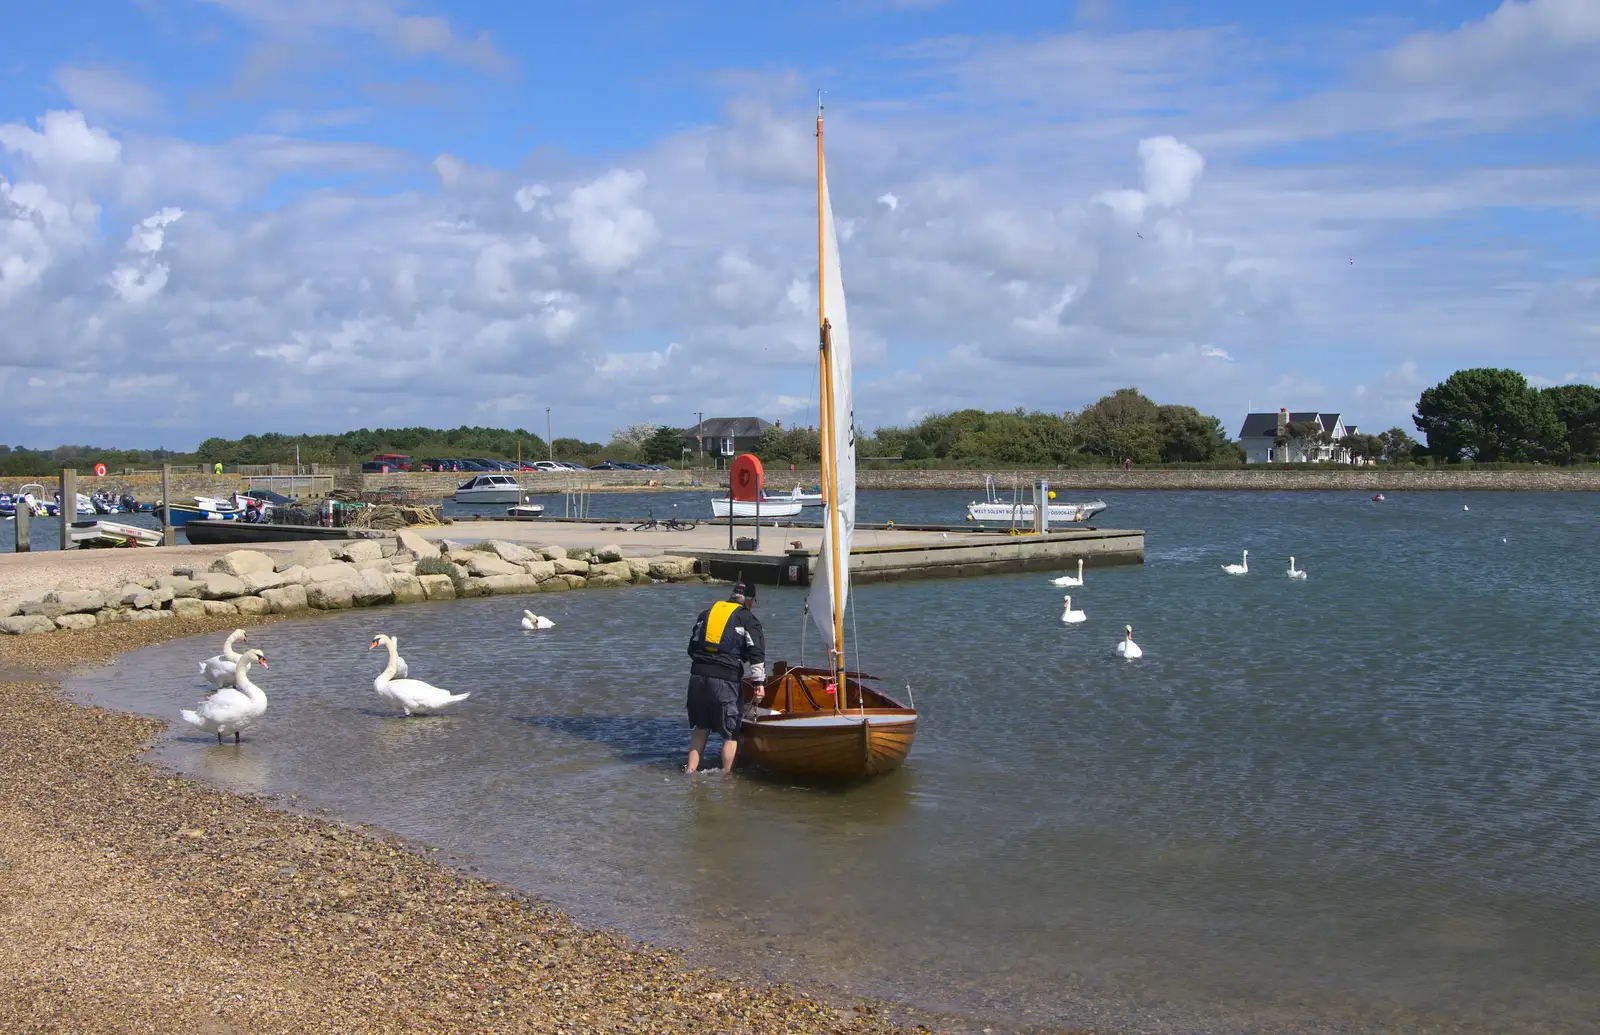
[396,529,441,560]
[523,560,557,582]
[352,558,394,574]
[275,542,333,572]
[115,584,156,609]
[44,589,106,615]
[306,580,357,610]
[201,600,240,616]
[570,548,594,562]
[624,557,654,578]
[378,539,398,558]
[0,615,56,635]
[352,569,395,606]
[552,557,590,576]
[239,570,287,595]
[304,561,359,584]
[234,596,270,616]
[170,597,208,619]
[260,584,309,614]
[127,608,172,622]
[557,574,588,589]
[586,574,629,589]
[459,578,492,598]
[540,544,568,560]
[171,567,197,579]
[334,540,385,563]
[385,573,427,604]
[198,573,247,600]
[438,539,469,554]
[648,556,698,579]
[488,540,535,564]
[95,608,128,625]
[537,577,570,592]
[276,565,311,586]
[150,584,176,606]
[209,550,276,577]
[0,595,31,619]
[464,553,521,578]
[477,573,540,596]
[389,548,418,565]
[632,572,654,586]
[588,560,633,582]
[54,613,98,631]
[417,574,456,601]
[595,543,625,563]
[390,562,418,577]
[157,574,204,599]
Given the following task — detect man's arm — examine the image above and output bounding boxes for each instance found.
[741,610,767,686]
[687,610,707,658]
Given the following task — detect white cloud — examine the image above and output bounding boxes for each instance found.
[1385,0,1600,86]
[1200,344,1232,361]
[1094,135,1205,223]
[877,192,899,211]
[559,169,658,274]
[596,342,679,377]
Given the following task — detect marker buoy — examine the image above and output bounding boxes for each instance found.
[93,463,106,478]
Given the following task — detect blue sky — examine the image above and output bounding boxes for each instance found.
[2,0,1598,448]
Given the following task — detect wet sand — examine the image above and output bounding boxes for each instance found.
[0,618,1003,1035]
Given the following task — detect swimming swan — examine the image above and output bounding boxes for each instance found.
[1060,595,1086,624]
[369,633,469,716]
[181,649,269,744]
[521,610,554,630]
[1049,559,1085,587]
[1115,624,1142,660]
[1287,556,1308,580]
[199,628,248,688]
[1222,550,1249,575]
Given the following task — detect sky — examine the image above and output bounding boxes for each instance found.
[2,0,1598,449]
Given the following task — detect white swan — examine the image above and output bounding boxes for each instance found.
[1049,559,1085,587]
[369,633,469,716]
[1222,549,1249,575]
[1287,556,1308,580]
[1115,624,1142,660]
[1060,594,1086,624]
[521,610,554,630]
[199,629,248,689]
[181,649,269,744]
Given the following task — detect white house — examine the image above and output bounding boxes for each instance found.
[1238,408,1353,464]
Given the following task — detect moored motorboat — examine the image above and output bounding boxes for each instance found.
[69,519,163,548]
[166,501,239,526]
[965,476,1106,525]
[506,503,545,518]
[455,473,527,505]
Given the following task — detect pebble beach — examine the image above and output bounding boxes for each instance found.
[0,615,995,1035]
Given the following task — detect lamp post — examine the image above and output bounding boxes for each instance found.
[695,411,703,464]
[545,407,553,461]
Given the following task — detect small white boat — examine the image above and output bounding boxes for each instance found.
[965,476,1106,525]
[454,473,528,505]
[778,485,824,506]
[506,503,545,518]
[711,496,804,519]
[69,519,163,548]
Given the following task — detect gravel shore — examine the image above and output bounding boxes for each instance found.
[0,618,984,1035]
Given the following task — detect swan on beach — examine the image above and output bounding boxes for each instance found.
[369,633,470,716]
[1287,556,1308,580]
[521,610,554,630]
[181,649,269,744]
[1222,550,1249,575]
[198,629,248,689]
[1115,624,1142,660]
[1050,559,1085,587]
[1060,595,1086,624]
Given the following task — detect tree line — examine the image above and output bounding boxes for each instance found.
[1412,368,1600,463]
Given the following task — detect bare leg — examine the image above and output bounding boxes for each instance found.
[720,737,737,774]
[686,728,709,772]
[216,732,223,745]
[234,731,241,745]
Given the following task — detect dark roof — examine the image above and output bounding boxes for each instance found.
[1238,411,1345,438]
[683,417,773,440]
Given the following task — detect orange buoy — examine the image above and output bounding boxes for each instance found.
[729,453,764,502]
[93,463,107,477]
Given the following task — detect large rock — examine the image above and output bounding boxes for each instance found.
[586,574,630,589]
[417,574,456,601]
[209,550,276,577]
[0,615,56,635]
[540,544,568,560]
[95,608,128,625]
[557,574,588,589]
[44,589,106,615]
[595,543,625,563]
[170,597,208,619]
[261,584,309,614]
[306,580,357,610]
[488,540,535,565]
[276,564,311,586]
[0,595,31,619]
[385,573,427,604]
[352,558,394,574]
[275,542,332,572]
[239,570,286,595]
[157,574,204,599]
[477,573,540,596]
[648,556,698,579]
[352,569,395,606]
[198,573,247,600]
[524,559,557,582]
[552,557,590,576]
[438,539,469,555]
[624,557,654,579]
[465,553,521,578]
[234,596,270,616]
[127,608,172,622]
[304,561,359,584]
[396,530,441,560]
[390,561,418,577]
[201,600,240,617]
[588,560,633,582]
[537,577,570,592]
[150,584,176,606]
[115,584,157,609]
[459,578,492,598]
[378,539,398,558]
[334,540,385,563]
[54,613,98,631]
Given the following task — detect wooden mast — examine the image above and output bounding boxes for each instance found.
[817,92,846,712]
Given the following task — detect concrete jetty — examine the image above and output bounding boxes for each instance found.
[435,518,1145,585]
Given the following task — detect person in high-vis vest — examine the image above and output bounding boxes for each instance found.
[684,581,766,773]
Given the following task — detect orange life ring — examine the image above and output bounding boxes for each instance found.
[93,463,106,477]
[729,454,764,502]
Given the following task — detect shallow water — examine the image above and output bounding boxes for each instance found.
[69,490,1600,1033]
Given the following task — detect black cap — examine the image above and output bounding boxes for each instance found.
[732,580,757,600]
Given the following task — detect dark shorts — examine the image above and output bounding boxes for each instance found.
[687,672,743,739]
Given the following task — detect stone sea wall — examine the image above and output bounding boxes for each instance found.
[0,473,246,500]
[0,533,710,635]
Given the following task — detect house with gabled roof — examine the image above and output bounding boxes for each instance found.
[1238,408,1353,463]
[681,417,775,467]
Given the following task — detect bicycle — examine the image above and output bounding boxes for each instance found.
[632,510,697,532]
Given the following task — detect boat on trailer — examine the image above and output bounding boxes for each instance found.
[738,98,917,780]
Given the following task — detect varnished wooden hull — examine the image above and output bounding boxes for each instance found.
[739,664,916,780]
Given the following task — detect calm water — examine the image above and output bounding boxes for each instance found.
[68,491,1600,1034]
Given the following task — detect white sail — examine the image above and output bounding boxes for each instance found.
[807,167,857,653]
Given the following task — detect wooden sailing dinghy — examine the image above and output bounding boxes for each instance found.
[738,97,917,780]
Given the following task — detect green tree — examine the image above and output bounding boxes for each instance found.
[1156,404,1235,463]
[901,436,931,461]
[1076,389,1164,463]
[1542,384,1600,461]
[1276,420,1328,462]
[1378,427,1417,462]
[1413,368,1563,462]
[642,426,685,465]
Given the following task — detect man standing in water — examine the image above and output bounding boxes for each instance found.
[685,581,766,773]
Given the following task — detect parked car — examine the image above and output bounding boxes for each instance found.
[454,459,493,472]
[589,461,623,470]
[361,460,401,473]
[531,461,565,472]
